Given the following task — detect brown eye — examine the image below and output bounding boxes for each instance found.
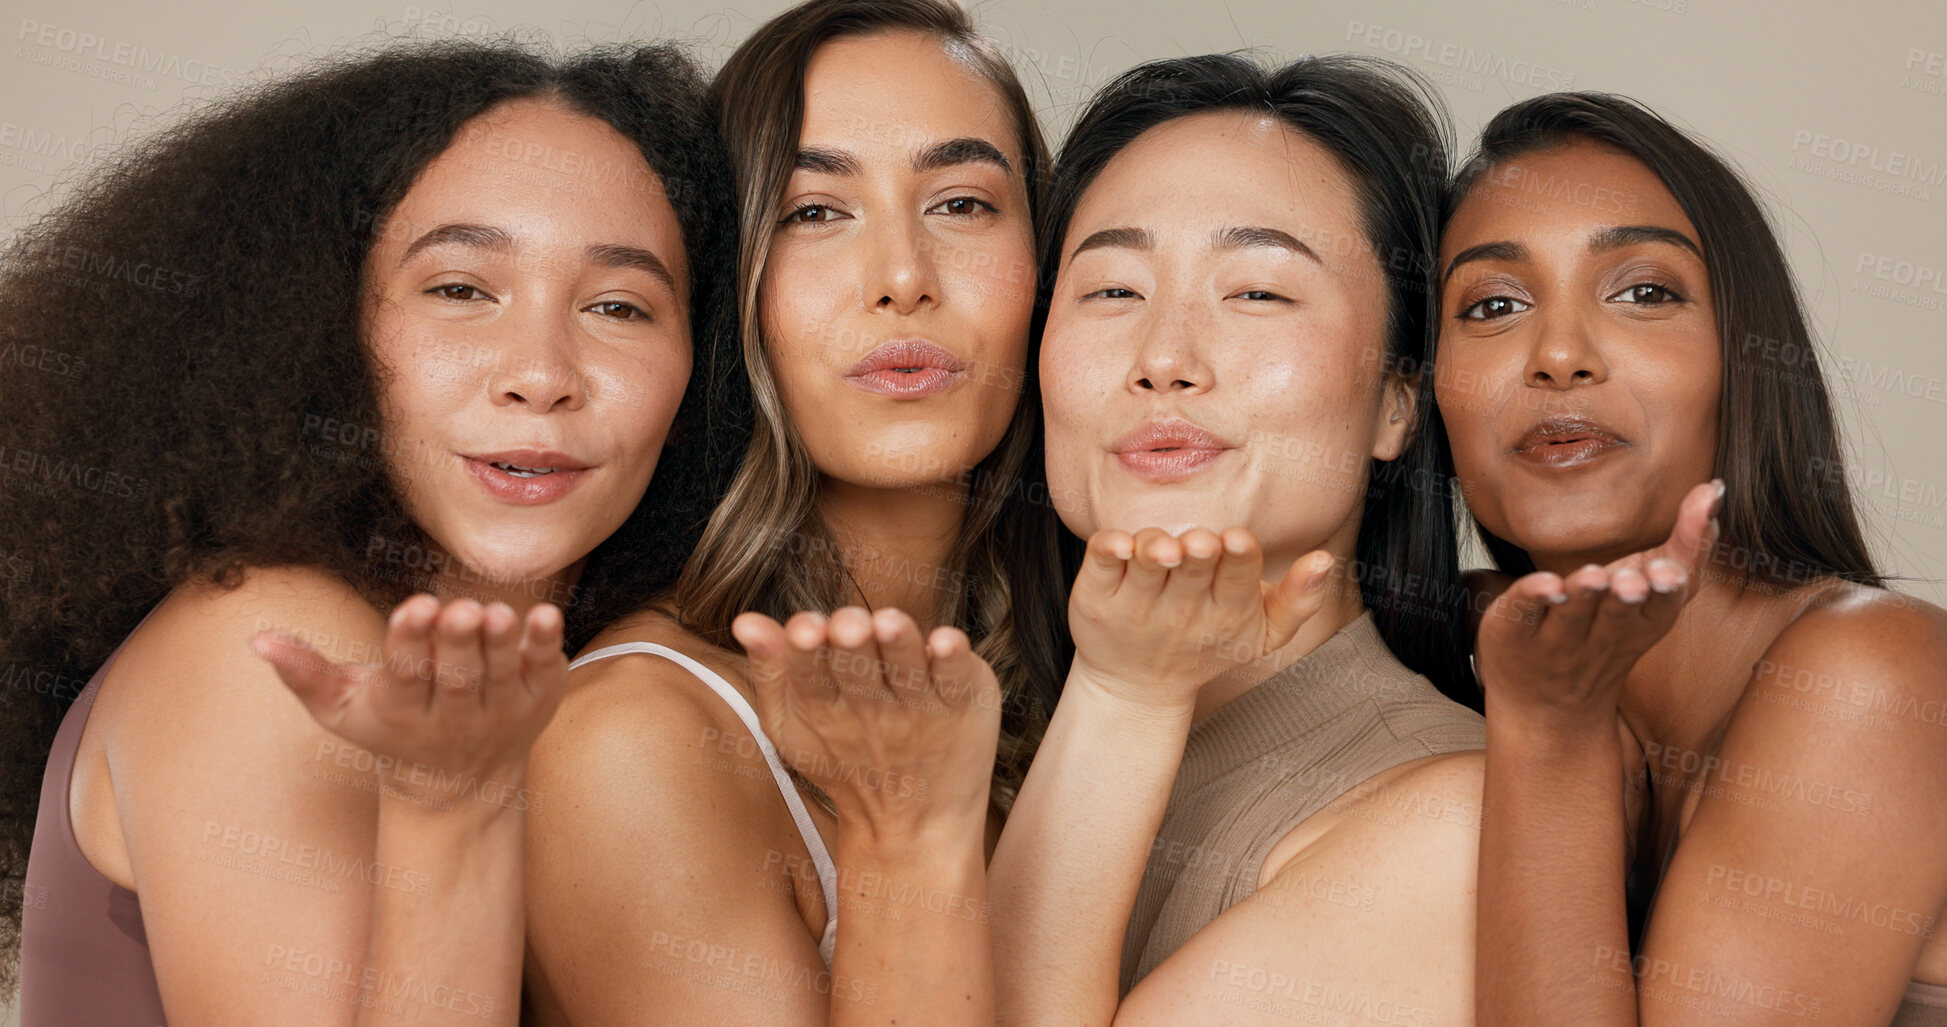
[782,203,843,225]
[929,196,996,217]
[587,301,648,321]
[430,283,485,301]
[1611,282,1682,304]
[1458,295,1529,320]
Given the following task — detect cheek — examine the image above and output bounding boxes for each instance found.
[1433,344,1513,463]
[761,245,849,380]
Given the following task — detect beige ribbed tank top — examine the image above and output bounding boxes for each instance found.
[1117,611,1485,993]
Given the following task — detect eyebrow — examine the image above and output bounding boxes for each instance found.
[793,136,1014,177]
[1211,225,1321,264]
[399,223,677,292]
[1442,241,1526,285]
[1589,224,1704,258]
[1066,225,1323,264]
[1068,226,1153,261]
[586,243,678,293]
[913,137,1012,174]
[399,223,513,266]
[1442,225,1704,284]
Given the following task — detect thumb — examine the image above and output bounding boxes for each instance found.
[1263,551,1336,649]
[1651,478,1723,577]
[251,631,364,725]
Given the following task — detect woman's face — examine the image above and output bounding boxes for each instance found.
[762,29,1036,491]
[1436,140,1720,571]
[1040,111,1411,576]
[361,97,692,592]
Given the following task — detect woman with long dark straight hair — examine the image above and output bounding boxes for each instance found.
[1442,93,1947,1024]
[515,0,1069,1022]
[4,38,744,1025]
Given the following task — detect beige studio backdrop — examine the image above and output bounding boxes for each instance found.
[0,0,1943,1014]
[6,0,1944,598]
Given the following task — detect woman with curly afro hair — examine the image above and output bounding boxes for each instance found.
[2,38,746,1024]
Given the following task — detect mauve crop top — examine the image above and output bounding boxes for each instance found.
[19,620,168,1025]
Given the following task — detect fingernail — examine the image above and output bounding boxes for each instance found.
[1305,566,1329,592]
[1548,591,1569,605]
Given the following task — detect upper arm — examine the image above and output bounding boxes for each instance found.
[1637,597,1947,1025]
[106,569,392,1026]
[1116,751,1483,1027]
[522,652,833,1025]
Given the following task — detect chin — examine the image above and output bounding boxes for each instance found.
[1093,488,1238,537]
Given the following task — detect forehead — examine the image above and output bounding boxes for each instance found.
[382,98,684,260]
[1444,140,1695,256]
[1068,111,1365,248]
[798,30,1019,161]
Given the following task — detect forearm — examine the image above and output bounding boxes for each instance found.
[828,822,993,1027]
[1478,707,1636,1025]
[355,790,527,1026]
[989,671,1194,1027]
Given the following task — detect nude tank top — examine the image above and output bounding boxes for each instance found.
[20,617,169,1025]
[569,642,840,968]
[1118,612,1485,993]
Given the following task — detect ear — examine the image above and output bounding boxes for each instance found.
[1370,369,1418,462]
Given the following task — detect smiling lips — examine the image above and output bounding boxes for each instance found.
[843,340,968,397]
[463,449,591,504]
[1510,415,1627,469]
[1112,419,1232,482]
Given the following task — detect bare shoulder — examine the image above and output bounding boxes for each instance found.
[99,564,385,767]
[534,606,787,832]
[1741,582,1947,748]
[1259,750,1483,888]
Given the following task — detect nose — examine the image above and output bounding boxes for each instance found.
[485,306,587,413]
[864,212,941,316]
[1523,304,1609,390]
[1127,295,1214,394]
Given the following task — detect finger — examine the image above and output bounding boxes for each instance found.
[926,626,1001,722]
[872,608,930,704]
[1263,550,1335,646]
[1543,564,1611,648]
[519,602,569,706]
[1639,556,1694,636]
[781,610,835,704]
[1160,528,1223,604]
[824,606,888,709]
[1125,527,1177,597]
[1484,571,1566,644]
[481,602,522,703]
[1212,528,1265,609]
[1078,530,1134,601]
[376,595,439,712]
[1587,565,1654,665]
[431,600,487,709]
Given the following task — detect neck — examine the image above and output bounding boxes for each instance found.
[1614,559,1803,755]
[1190,518,1368,725]
[817,475,971,633]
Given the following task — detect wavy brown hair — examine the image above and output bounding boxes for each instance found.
[664,0,1069,814]
[0,38,744,994]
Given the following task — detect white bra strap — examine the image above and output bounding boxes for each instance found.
[571,642,840,967]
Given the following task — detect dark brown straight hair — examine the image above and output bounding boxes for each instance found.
[1445,93,1884,592]
[673,0,1069,812]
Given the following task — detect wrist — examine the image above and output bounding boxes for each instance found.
[1485,700,1622,765]
[1064,663,1199,728]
